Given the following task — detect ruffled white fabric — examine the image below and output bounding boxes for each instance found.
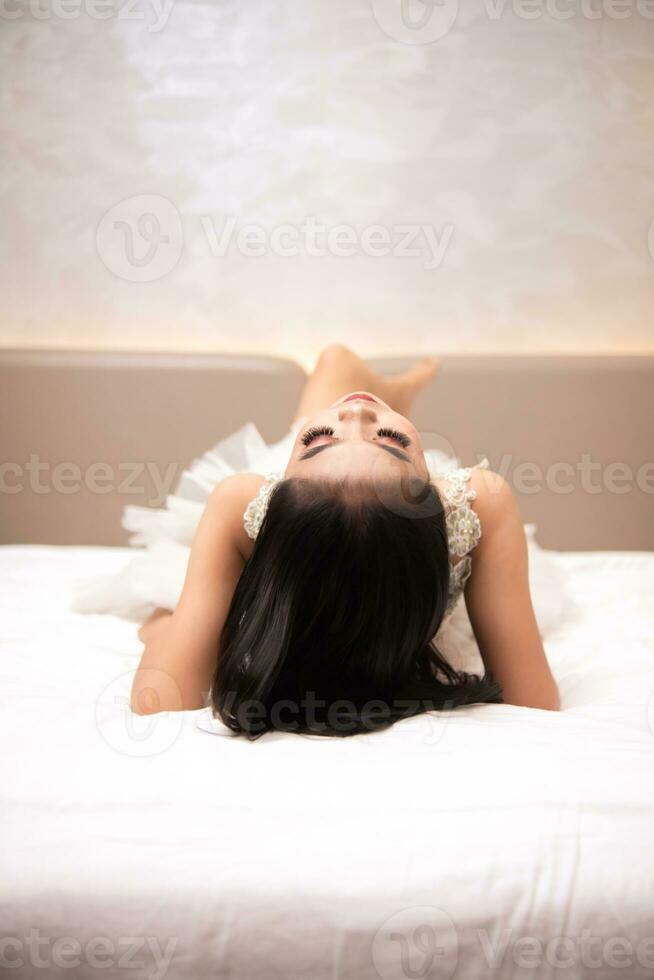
[71,422,570,643]
[72,420,304,619]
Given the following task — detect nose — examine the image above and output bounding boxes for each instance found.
[337,403,378,425]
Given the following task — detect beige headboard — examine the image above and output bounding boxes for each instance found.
[370,355,653,552]
[1,350,652,551]
[0,350,306,547]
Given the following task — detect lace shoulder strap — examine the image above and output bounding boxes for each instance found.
[432,458,489,561]
[243,472,283,540]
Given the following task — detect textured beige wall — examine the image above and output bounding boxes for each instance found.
[1,0,653,365]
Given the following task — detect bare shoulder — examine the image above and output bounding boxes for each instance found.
[469,466,521,532]
[208,472,265,508]
[204,472,266,558]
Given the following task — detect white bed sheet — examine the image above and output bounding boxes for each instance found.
[1,545,654,980]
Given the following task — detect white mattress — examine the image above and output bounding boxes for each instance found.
[2,545,654,980]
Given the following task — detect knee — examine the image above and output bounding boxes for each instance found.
[316,344,354,369]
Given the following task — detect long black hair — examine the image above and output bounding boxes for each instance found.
[211,475,501,737]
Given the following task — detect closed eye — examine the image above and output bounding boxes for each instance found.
[299,441,411,463]
[300,425,411,450]
[300,425,335,447]
[376,427,411,449]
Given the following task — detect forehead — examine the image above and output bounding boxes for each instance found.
[288,439,414,479]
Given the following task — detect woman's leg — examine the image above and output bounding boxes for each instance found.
[293,346,439,423]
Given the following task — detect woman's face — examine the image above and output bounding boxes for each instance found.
[285,392,429,483]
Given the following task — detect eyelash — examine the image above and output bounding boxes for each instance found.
[377,427,411,449]
[301,425,334,446]
[300,425,410,449]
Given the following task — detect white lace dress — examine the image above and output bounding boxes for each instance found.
[72,422,568,657]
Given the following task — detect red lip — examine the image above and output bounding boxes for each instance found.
[343,393,377,403]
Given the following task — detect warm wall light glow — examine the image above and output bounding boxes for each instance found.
[1,6,653,356]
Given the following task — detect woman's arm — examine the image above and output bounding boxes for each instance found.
[131,473,262,714]
[464,470,560,711]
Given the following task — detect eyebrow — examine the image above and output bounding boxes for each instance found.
[299,441,411,463]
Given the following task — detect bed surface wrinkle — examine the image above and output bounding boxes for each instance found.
[1,545,654,979]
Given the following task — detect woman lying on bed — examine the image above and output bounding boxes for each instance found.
[124,345,559,734]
